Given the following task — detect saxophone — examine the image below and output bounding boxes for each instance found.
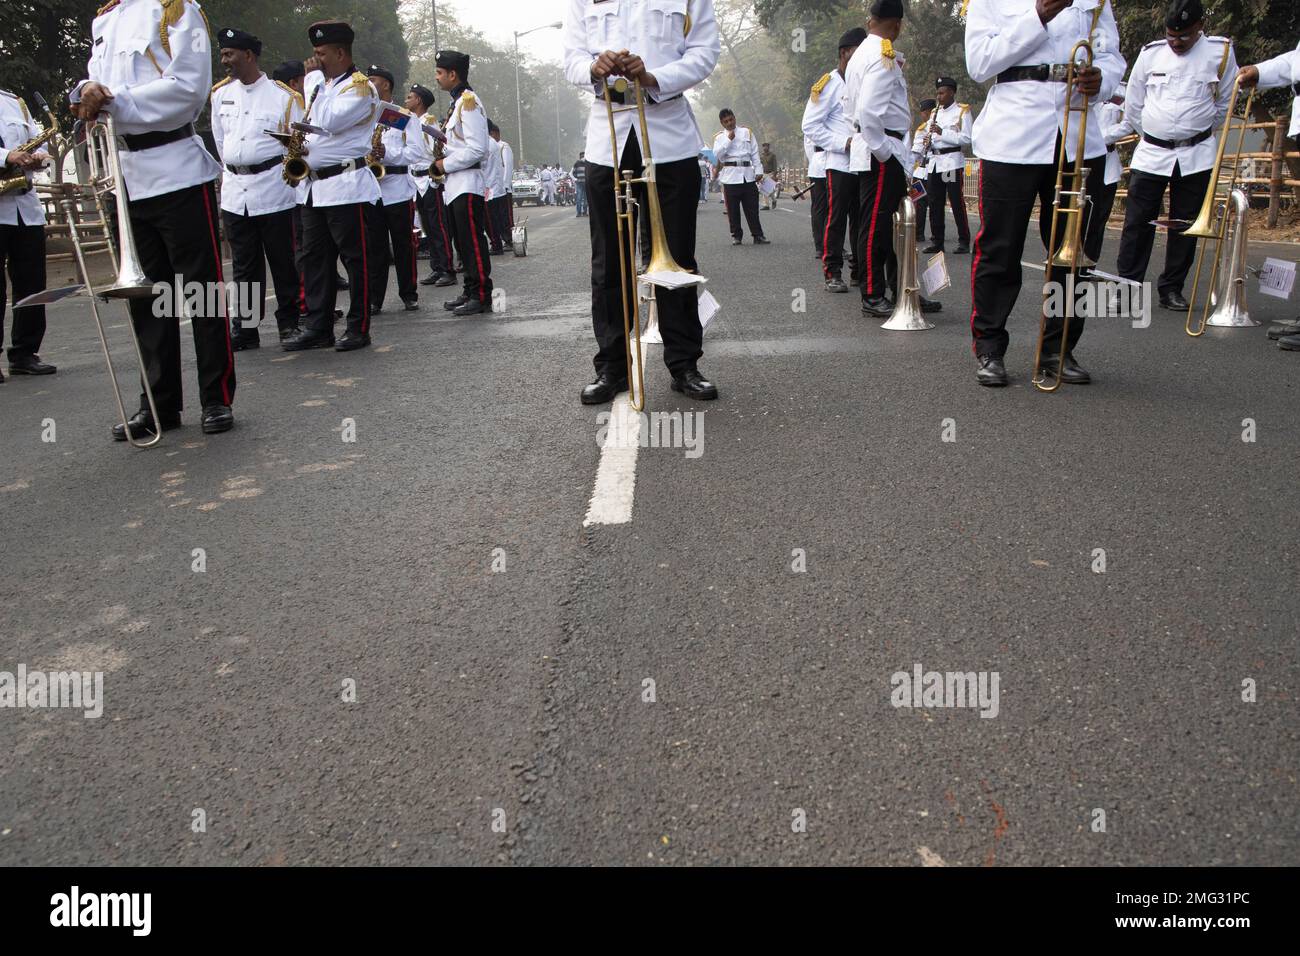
[281,84,321,186]
[365,125,386,180]
[0,93,59,195]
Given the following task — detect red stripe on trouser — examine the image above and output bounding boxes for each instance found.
[864,163,885,296]
[201,184,234,406]
[358,206,370,334]
[408,200,417,286]
[466,195,487,302]
[969,162,986,352]
[821,172,835,279]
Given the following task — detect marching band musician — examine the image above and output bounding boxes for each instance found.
[72,0,234,438]
[486,121,512,255]
[0,88,55,381]
[480,119,505,255]
[910,98,936,245]
[1086,80,1125,272]
[1113,0,1237,313]
[495,127,516,232]
[921,77,972,255]
[713,109,769,245]
[802,27,866,294]
[964,0,1124,387]
[211,28,304,350]
[431,50,493,316]
[366,65,421,313]
[408,84,457,289]
[283,19,381,353]
[562,0,722,404]
[804,135,828,259]
[1238,40,1300,350]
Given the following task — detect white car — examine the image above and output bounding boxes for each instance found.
[512,174,542,206]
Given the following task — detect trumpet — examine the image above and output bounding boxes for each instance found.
[602,76,705,412]
[1181,75,1256,336]
[0,93,59,195]
[1031,39,1094,393]
[281,83,321,186]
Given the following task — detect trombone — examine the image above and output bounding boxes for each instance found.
[1179,75,1256,336]
[602,75,704,412]
[1032,39,1094,393]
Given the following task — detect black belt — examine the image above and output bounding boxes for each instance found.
[723,161,751,167]
[996,64,1071,84]
[121,123,195,151]
[312,156,371,181]
[933,146,960,155]
[412,167,431,177]
[383,165,409,175]
[605,87,682,106]
[1142,128,1212,150]
[225,156,281,176]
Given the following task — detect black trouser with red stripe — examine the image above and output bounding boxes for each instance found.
[222,205,300,337]
[587,130,702,376]
[722,180,764,241]
[821,168,860,282]
[300,197,373,337]
[449,192,492,304]
[488,196,511,252]
[125,180,235,414]
[418,186,455,277]
[926,165,971,245]
[858,156,907,301]
[969,153,1104,361]
[0,214,47,360]
[371,197,419,307]
[809,176,827,256]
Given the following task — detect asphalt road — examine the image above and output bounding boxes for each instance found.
[0,194,1297,867]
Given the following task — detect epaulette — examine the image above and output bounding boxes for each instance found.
[158,0,189,58]
[1214,36,1232,79]
[881,38,895,61]
[274,79,305,110]
[811,72,831,102]
[959,0,970,18]
[211,76,232,93]
[958,102,971,115]
[349,71,372,98]
[461,91,477,111]
[18,97,30,122]
[97,0,120,14]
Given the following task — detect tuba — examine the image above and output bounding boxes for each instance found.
[881,195,934,331]
[0,94,60,195]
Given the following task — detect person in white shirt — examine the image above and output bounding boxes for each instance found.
[0,89,55,380]
[909,98,936,245]
[1087,81,1126,271]
[406,83,456,288]
[73,0,234,438]
[211,28,304,350]
[921,76,973,254]
[712,109,768,244]
[804,136,828,257]
[563,0,721,403]
[540,164,555,205]
[283,19,381,353]
[1239,40,1300,349]
[365,65,421,313]
[487,122,513,252]
[802,27,865,292]
[964,0,1124,387]
[431,50,492,316]
[696,151,710,204]
[1114,0,1236,311]
[481,119,505,253]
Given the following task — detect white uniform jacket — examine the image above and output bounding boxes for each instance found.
[713,126,762,184]
[441,86,489,203]
[845,34,912,169]
[0,92,48,226]
[1255,41,1300,137]
[377,122,417,205]
[210,73,302,216]
[302,68,381,207]
[929,100,972,175]
[801,69,855,175]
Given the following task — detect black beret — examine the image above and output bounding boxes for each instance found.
[217,28,261,56]
[919,98,937,112]
[936,76,957,90]
[272,60,305,83]
[838,27,867,50]
[367,65,395,87]
[409,83,435,108]
[870,0,905,19]
[308,20,354,46]
[1166,0,1203,29]
[436,50,471,77]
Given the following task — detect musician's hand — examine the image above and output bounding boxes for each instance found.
[620,54,657,88]
[304,56,321,73]
[5,150,43,170]
[1073,65,1102,98]
[930,123,943,134]
[434,159,445,176]
[77,82,113,120]
[373,142,386,161]
[590,50,623,80]
[1236,65,1260,89]
[1036,0,1070,24]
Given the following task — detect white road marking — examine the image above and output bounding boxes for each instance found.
[583,394,640,527]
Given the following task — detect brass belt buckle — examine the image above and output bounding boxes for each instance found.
[1048,63,1069,82]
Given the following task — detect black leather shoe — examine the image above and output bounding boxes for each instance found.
[336,331,371,351]
[7,354,57,375]
[922,243,943,254]
[731,237,743,245]
[1277,333,1300,351]
[861,295,893,318]
[1267,319,1300,340]
[279,326,301,342]
[670,368,718,401]
[976,354,1008,387]
[826,277,848,293]
[420,272,439,286]
[1159,291,1189,310]
[281,329,336,351]
[402,298,419,312]
[452,299,491,316]
[433,273,457,287]
[580,372,629,405]
[370,304,384,316]
[443,295,469,311]
[490,246,505,255]
[920,296,942,313]
[952,243,970,254]
[112,409,180,442]
[201,404,234,434]
[1038,354,1091,385]
[753,236,770,245]
[231,331,260,351]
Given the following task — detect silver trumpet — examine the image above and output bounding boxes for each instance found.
[881,195,934,331]
[1202,188,1257,329]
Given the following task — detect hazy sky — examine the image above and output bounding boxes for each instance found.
[437,0,570,62]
